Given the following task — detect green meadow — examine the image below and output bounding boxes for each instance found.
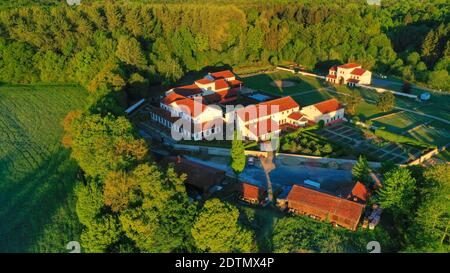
[0,84,87,252]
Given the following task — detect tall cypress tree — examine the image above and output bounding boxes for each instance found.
[230,131,246,180]
[352,155,370,186]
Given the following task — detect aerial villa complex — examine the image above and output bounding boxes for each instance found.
[326,63,372,86]
[150,70,345,141]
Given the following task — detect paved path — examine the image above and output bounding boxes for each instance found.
[185,155,354,197]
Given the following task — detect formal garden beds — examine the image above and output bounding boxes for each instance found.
[279,127,350,158]
[316,123,435,164]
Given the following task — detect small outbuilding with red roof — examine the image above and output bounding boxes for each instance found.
[239,182,267,205]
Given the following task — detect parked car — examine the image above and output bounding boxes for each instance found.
[247,156,255,166]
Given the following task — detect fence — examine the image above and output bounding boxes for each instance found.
[276,153,381,168]
[356,84,418,99]
[171,143,268,157]
[407,147,439,165]
[275,66,325,79]
[171,143,382,168]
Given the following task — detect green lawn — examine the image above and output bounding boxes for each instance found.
[0,84,87,252]
[373,112,427,133]
[243,71,326,96]
[243,72,450,149]
[406,122,450,147]
[436,150,450,161]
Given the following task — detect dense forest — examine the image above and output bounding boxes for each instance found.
[0,0,448,253]
[0,0,449,102]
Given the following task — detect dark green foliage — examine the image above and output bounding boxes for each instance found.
[280,129,337,157]
[352,155,370,186]
[377,167,416,220]
[402,81,412,93]
[272,215,392,253]
[404,164,450,252]
[231,131,246,176]
[376,92,395,112]
[0,41,38,83]
[344,90,362,115]
[0,0,447,91]
[192,199,255,253]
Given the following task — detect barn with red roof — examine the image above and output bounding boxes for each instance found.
[287,184,365,231]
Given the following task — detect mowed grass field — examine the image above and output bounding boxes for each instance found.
[0,84,87,252]
[243,71,326,96]
[372,112,428,133]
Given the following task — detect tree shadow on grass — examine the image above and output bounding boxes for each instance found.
[0,147,80,252]
[238,204,284,253]
[243,72,320,98]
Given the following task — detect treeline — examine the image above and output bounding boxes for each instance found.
[0,0,448,97]
[61,105,257,252]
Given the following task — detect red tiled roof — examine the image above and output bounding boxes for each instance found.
[202,89,238,104]
[287,112,304,120]
[347,182,369,203]
[214,78,230,90]
[196,78,214,85]
[329,66,337,71]
[173,84,203,97]
[210,70,235,79]
[347,78,360,83]
[246,118,280,137]
[327,74,337,79]
[313,98,343,114]
[240,182,264,201]
[162,92,186,105]
[174,98,207,117]
[237,96,300,122]
[338,63,361,69]
[350,68,367,76]
[258,96,299,114]
[150,107,180,123]
[229,79,243,87]
[287,184,365,224]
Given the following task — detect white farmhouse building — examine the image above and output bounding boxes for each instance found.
[326,63,372,86]
[300,98,345,125]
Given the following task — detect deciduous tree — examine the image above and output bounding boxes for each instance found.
[191,199,255,253]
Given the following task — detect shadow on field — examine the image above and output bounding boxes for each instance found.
[0,148,80,252]
[238,204,284,252]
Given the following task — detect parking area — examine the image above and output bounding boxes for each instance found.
[184,154,355,198]
[317,123,428,164]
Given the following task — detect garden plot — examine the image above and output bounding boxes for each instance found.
[406,121,450,147]
[316,123,429,164]
[373,112,428,133]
